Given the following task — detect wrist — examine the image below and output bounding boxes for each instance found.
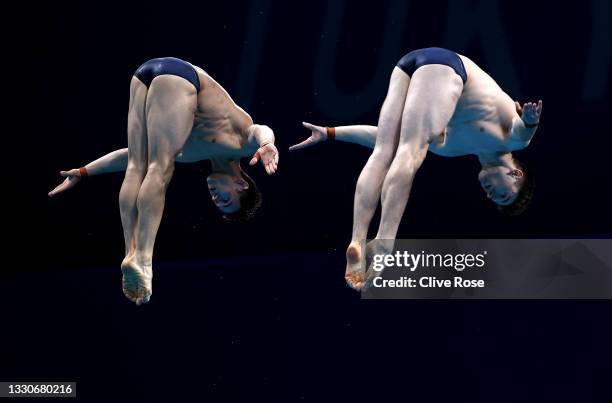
[253,125,274,147]
[79,167,88,177]
[326,126,336,141]
[522,118,539,129]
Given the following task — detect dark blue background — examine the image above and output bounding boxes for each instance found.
[12,0,612,401]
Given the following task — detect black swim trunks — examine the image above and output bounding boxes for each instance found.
[134,57,201,92]
[396,47,467,84]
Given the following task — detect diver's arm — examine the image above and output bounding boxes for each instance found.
[48,148,197,197]
[290,122,377,150]
[509,100,542,145]
[48,148,127,197]
[71,145,201,175]
[333,125,378,148]
[80,144,202,173]
[84,148,129,175]
[247,124,276,147]
[247,124,279,175]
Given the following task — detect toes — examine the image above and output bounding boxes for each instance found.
[123,288,138,304]
[345,273,366,291]
[345,279,361,290]
[126,285,152,305]
[140,291,152,305]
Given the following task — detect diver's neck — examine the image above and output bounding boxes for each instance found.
[210,158,242,176]
[478,152,515,169]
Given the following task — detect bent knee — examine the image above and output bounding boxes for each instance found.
[369,146,397,167]
[147,160,175,178]
[126,163,147,178]
[392,146,425,172]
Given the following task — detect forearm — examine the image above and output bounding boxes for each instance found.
[510,117,538,144]
[248,124,275,147]
[332,125,378,148]
[84,148,128,175]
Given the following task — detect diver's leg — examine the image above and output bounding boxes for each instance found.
[345,67,410,290]
[119,77,148,261]
[121,75,196,305]
[376,65,462,241]
[358,64,465,287]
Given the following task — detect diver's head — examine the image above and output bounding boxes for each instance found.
[207,170,262,221]
[478,158,534,215]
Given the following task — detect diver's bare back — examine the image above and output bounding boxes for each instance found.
[429,54,521,157]
[180,66,256,160]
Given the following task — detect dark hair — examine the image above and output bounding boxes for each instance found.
[222,170,262,223]
[497,160,535,216]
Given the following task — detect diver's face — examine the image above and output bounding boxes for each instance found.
[206,173,245,214]
[478,166,523,206]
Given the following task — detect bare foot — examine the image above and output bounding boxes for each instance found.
[345,242,366,290]
[363,239,395,289]
[121,257,152,305]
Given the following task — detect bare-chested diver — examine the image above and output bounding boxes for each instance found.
[290,47,542,290]
[49,57,279,305]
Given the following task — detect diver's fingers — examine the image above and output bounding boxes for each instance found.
[48,180,68,197]
[60,169,79,177]
[249,151,260,166]
[71,168,81,177]
[537,99,543,115]
[302,121,320,132]
[48,177,79,197]
[289,138,314,151]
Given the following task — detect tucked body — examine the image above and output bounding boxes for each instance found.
[291,48,542,290]
[50,57,279,305]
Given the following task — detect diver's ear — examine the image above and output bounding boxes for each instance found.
[508,169,524,179]
[235,176,249,191]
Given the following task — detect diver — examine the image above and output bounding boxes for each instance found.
[49,57,279,305]
[291,48,542,290]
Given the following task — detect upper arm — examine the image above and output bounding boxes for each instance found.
[359,126,378,149]
[175,140,202,163]
[336,125,378,148]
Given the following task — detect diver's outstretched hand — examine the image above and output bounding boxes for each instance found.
[289,122,328,151]
[515,100,542,126]
[249,142,279,175]
[48,169,83,197]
